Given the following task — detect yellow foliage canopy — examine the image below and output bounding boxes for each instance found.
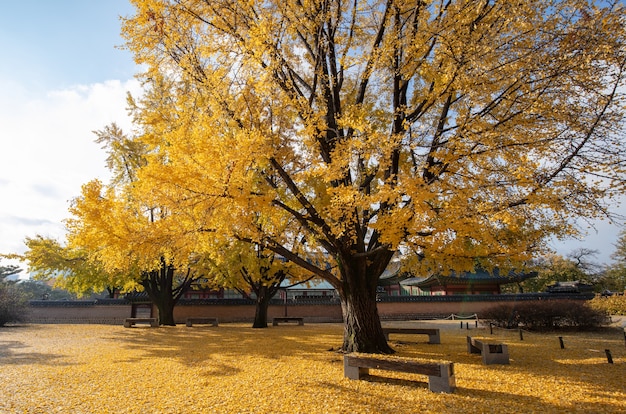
[16,235,124,297]
[119,0,626,350]
[122,0,625,276]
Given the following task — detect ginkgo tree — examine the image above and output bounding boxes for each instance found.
[65,124,216,325]
[12,235,122,298]
[8,123,151,299]
[66,178,208,325]
[11,125,205,319]
[121,0,626,352]
[204,239,314,328]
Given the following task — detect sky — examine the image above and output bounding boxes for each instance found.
[0,2,624,277]
[0,1,141,271]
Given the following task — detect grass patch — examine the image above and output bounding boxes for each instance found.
[1,322,624,413]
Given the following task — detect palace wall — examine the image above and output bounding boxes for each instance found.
[25,293,591,325]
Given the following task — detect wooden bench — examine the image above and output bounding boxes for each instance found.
[467,336,509,365]
[123,317,158,328]
[382,327,441,344]
[343,354,455,393]
[186,317,219,327]
[272,317,304,326]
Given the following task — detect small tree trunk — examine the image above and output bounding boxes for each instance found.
[155,297,176,326]
[142,270,177,326]
[140,261,195,326]
[252,286,272,328]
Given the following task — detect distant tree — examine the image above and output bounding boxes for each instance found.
[0,283,27,326]
[567,248,602,280]
[16,279,74,301]
[611,228,626,264]
[230,255,288,329]
[522,249,601,292]
[0,263,22,281]
[66,178,207,325]
[206,240,313,328]
[599,228,626,292]
[0,261,27,326]
[2,123,208,325]
[14,235,122,298]
[599,267,626,293]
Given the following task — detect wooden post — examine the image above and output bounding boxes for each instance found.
[605,349,613,364]
[490,323,493,335]
[558,337,564,349]
[519,329,523,341]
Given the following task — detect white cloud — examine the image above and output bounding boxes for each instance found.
[0,78,142,260]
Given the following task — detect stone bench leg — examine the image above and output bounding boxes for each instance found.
[483,344,509,365]
[343,358,368,380]
[428,364,455,393]
[467,337,481,354]
[428,332,441,344]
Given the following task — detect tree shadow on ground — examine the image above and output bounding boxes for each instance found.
[0,339,72,366]
[110,323,343,365]
[317,369,621,413]
[105,323,344,381]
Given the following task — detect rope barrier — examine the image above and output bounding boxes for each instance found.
[445,313,478,320]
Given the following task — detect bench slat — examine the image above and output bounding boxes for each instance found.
[382,328,438,335]
[346,355,442,376]
[186,317,218,327]
[123,318,158,328]
[382,328,441,344]
[273,317,304,326]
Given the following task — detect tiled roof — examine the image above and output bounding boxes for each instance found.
[409,269,537,288]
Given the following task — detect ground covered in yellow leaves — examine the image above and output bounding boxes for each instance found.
[1,321,624,413]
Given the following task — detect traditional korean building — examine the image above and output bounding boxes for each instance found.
[378,268,537,296]
[279,279,339,301]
